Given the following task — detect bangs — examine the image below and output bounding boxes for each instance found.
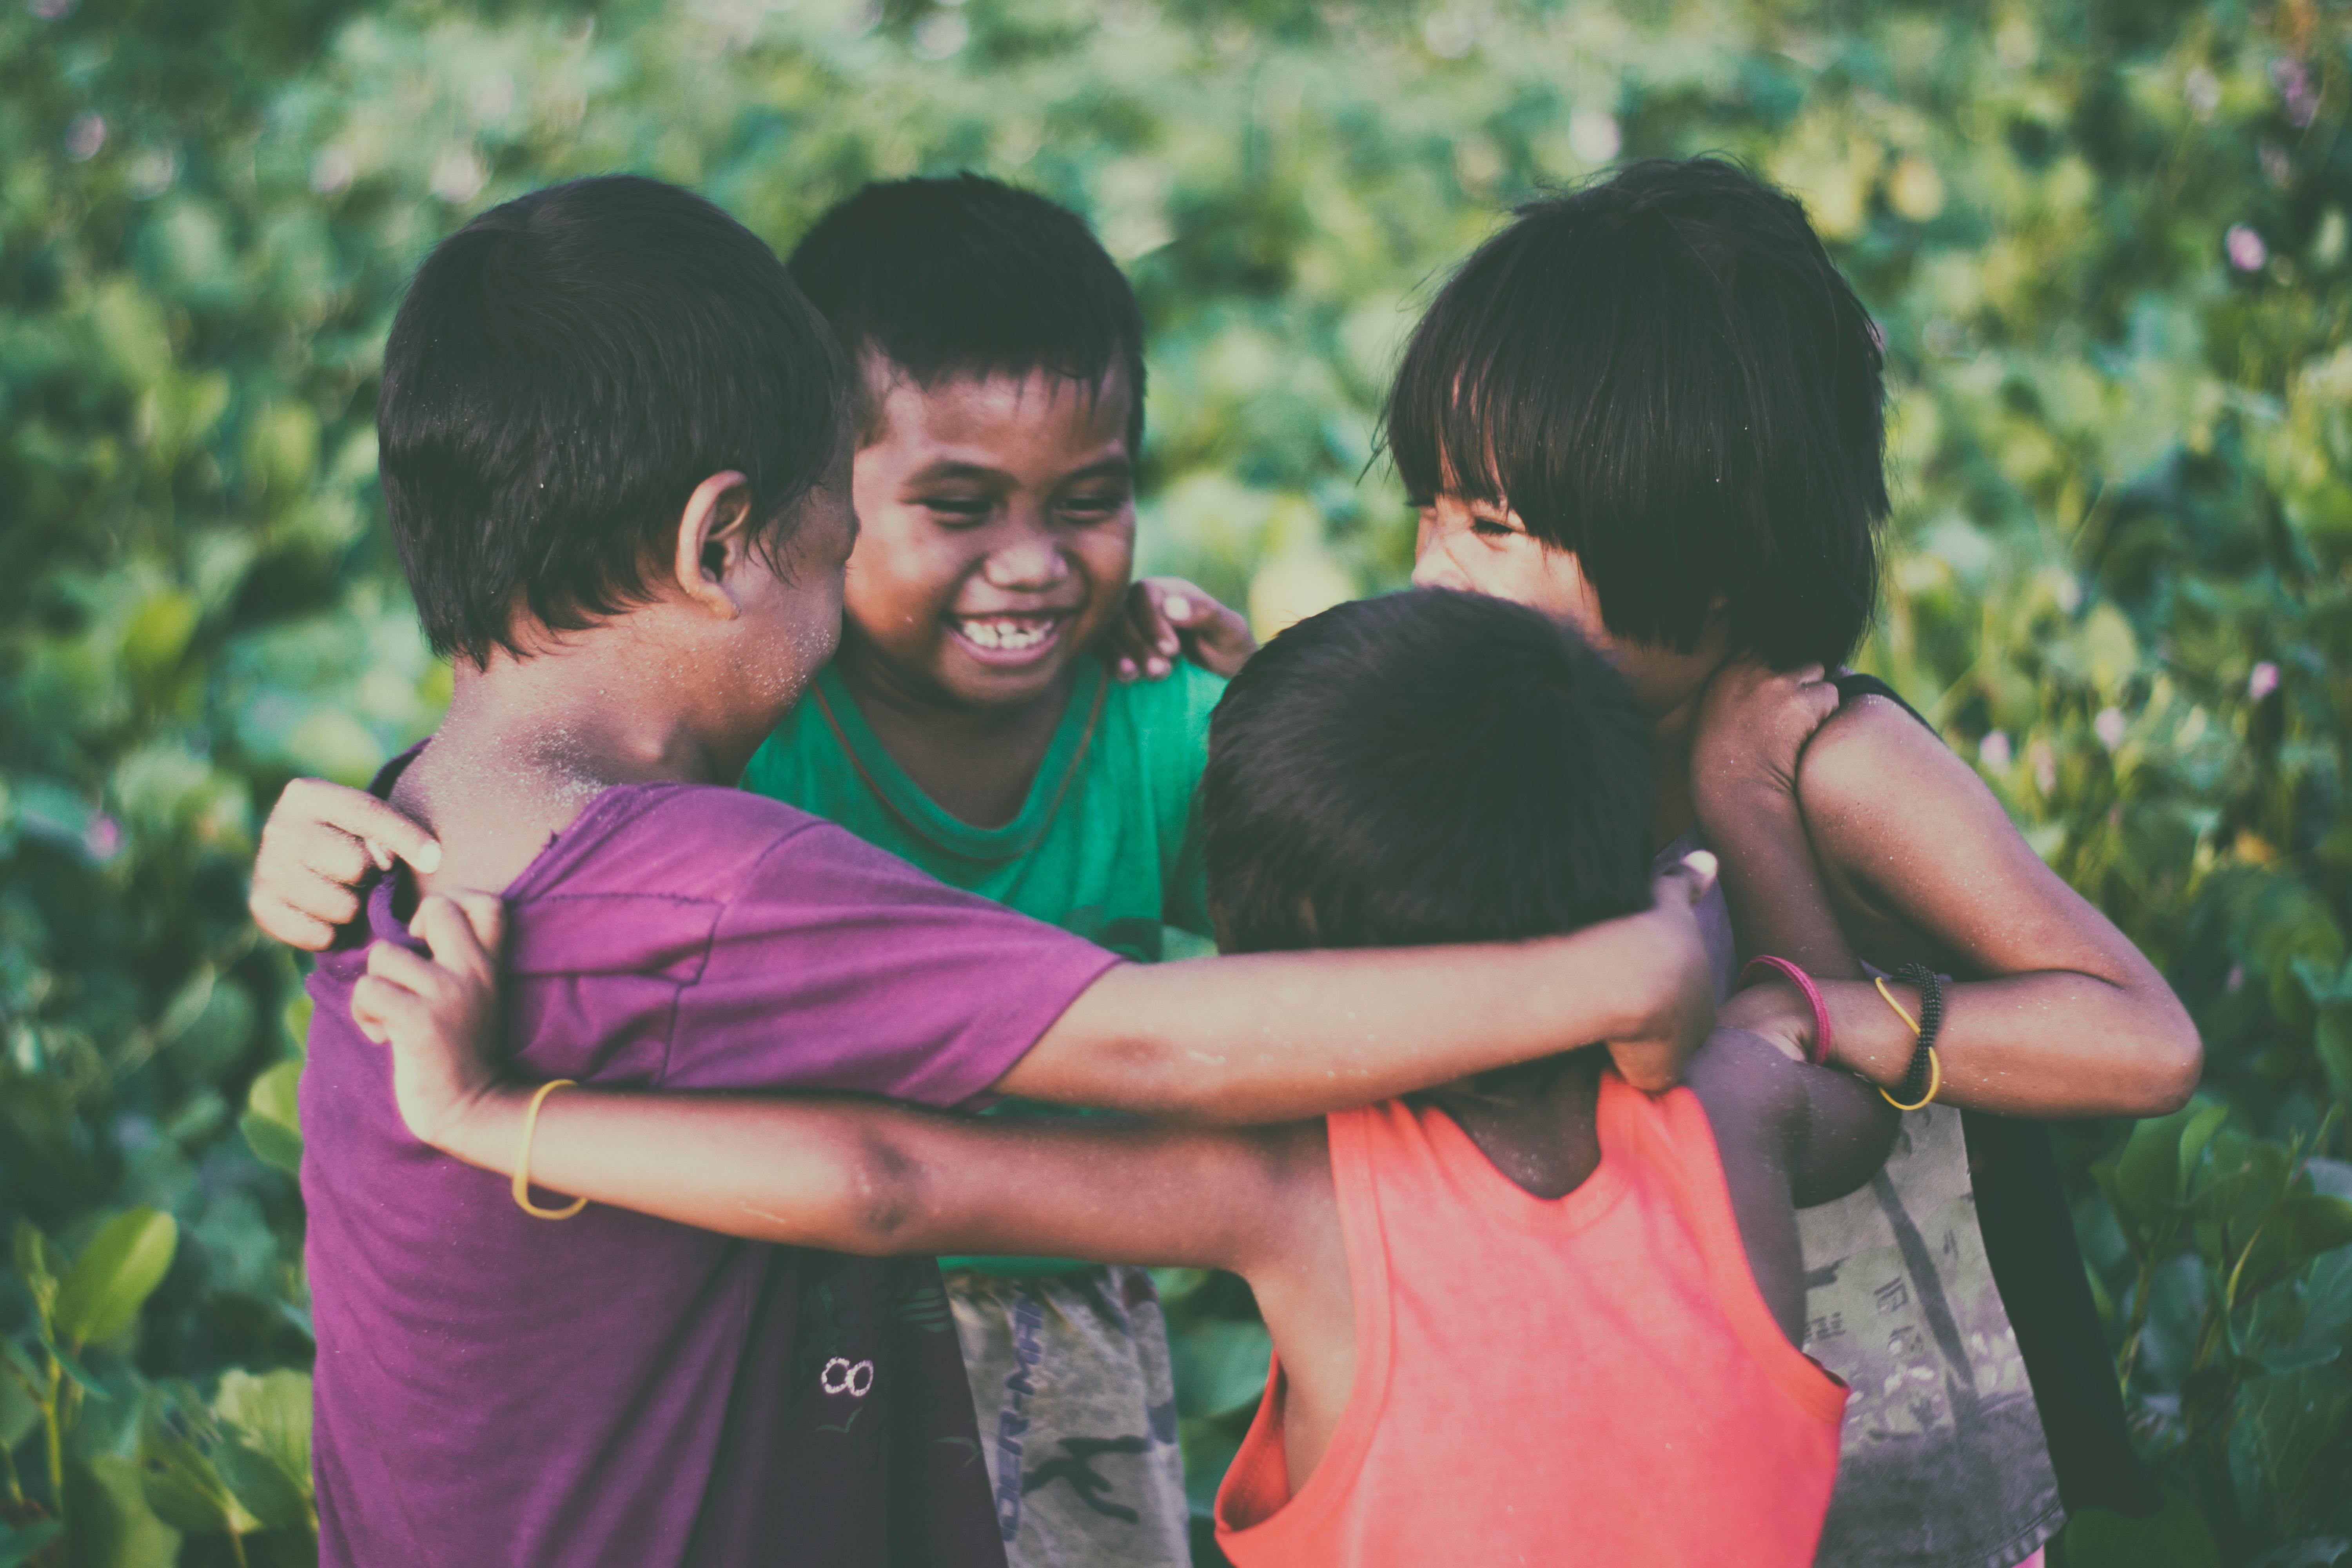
[1377,160,1888,668]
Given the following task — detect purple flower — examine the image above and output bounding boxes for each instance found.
[2248,661,2280,701]
[2272,58,2319,127]
[2227,224,2269,272]
[82,813,122,862]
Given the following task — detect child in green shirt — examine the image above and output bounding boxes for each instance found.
[250,174,1252,1568]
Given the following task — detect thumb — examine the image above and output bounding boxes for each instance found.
[1661,849,1720,906]
[455,892,506,958]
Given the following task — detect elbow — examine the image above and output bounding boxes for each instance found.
[835,1132,933,1256]
[2113,1001,2203,1117]
[2137,1024,2205,1116]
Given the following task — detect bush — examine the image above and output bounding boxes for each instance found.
[3,1,2348,1563]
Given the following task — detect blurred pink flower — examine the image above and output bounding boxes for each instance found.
[2094,707,2128,750]
[82,813,122,862]
[2249,661,2280,701]
[2227,224,2269,271]
[1978,731,2013,770]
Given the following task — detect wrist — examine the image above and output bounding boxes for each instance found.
[438,1082,530,1172]
[1818,981,1918,1085]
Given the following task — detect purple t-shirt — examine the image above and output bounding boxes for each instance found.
[301,771,1121,1568]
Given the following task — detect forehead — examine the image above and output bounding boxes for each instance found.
[862,361,1133,469]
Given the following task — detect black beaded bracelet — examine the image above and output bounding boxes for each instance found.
[1891,962,1944,1104]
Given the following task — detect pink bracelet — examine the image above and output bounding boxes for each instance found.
[1739,955,1831,1067]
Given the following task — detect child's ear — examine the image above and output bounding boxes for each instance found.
[671,470,753,619]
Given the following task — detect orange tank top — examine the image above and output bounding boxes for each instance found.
[1215,1072,1847,1568]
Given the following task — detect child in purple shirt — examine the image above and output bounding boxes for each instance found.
[305,174,1720,1568]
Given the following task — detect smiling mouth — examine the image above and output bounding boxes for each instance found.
[947,613,1069,661]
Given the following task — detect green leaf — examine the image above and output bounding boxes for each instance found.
[212,1368,312,1504]
[2317,1000,2352,1109]
[239,1060,305,1177]
[0,1519,63,1568]
[53,1210,179,1352]
[2239,1196,2352,1299]
[1169,1318,1271,1419]
[2248,1541,2351,1568]
[2059,1490,2223,1568]
[2178,1102,2230,1200]
[214,1437,310,1532]
[67,1454,182,1568]
[136,1412,251,1538]
[2115,1106,2200,1228]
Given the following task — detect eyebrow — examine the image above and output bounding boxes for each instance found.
[903,456,1134,487]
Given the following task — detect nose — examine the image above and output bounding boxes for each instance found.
[1410,516,1465,591]
[981,514,1071,592]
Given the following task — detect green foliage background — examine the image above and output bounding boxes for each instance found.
[4,0,2351,1563]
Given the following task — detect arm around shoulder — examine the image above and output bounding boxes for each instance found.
[1795,697,2203,1118]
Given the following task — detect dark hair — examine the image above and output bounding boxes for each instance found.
[1383,156,1886,668]
[786,174,1145,449]
[1202,588,1653,955]
[379,174,849,666]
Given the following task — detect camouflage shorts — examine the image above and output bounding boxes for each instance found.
[947,1265,1191,1568]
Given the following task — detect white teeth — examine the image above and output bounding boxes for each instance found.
[958,617,1055,652]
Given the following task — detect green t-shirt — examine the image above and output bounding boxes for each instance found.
[739,653,1225,1274]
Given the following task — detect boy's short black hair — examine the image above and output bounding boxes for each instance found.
[379,175,848,666]
[1202,589,1653,954]
[786,174,1145,449]
[1383,156,1886,668]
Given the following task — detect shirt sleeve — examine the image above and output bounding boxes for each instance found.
[661,820,1123,1106]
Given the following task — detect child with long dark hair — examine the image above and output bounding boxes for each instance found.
[1387,156,2201,1568]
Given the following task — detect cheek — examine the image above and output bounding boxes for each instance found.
[842,514,975,638]
[1064,519,1137,628]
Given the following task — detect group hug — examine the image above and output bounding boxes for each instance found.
[241,156,2205,1567]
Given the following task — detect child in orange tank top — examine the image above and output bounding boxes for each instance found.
[356,590,1898,1568]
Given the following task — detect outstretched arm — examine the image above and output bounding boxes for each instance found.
[353,896,1321,1271]
[1792,696,2201,1118]
[1000,855,1721,1118]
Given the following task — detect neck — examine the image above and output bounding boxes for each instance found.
[1647,681,1706,851]
[1430,1049,1608,1201]
[832,635,1081,829]
[395,633,755,894]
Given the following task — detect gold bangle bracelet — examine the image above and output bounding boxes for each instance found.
[1871,975,1941,1111]
[513,1079,588,1220]
[1880,1046,1942,1112]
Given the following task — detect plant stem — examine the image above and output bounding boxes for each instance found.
[227,1526,250,1568]
[40,1355,64,1533]
[0,1427,25,1510]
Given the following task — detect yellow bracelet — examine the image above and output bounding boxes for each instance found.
[513,1079,587,1220]
[1871,976,1942,1111]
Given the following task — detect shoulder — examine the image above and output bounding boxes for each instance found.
[1797,689,1979,828]
[545,784,831,901]
[1103,657,1225,748]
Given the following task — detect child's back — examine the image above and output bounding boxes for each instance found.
[1218,1050,1847,1565]
[1189,592,1890,1563]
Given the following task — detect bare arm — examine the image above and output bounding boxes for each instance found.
[1686,1027,1900,1343]
[999,856,1721,1119]
[351,894,1323,1270]
[259,782,1722,1113]
[1793,697,2201,1118]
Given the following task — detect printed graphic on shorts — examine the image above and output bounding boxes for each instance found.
[1800,1103,2063,1568]
[951,1265,1191,1568]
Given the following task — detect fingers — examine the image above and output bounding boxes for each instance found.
[1106,583,1174,682]
[408,895,498,990]
[278,778,442,874]
[350,973,426,1045]
[454,893,506,955]
[1658,849,1720,905]
[250,892,339,952]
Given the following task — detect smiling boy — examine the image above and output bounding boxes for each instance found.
[256,176,1268,1567]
